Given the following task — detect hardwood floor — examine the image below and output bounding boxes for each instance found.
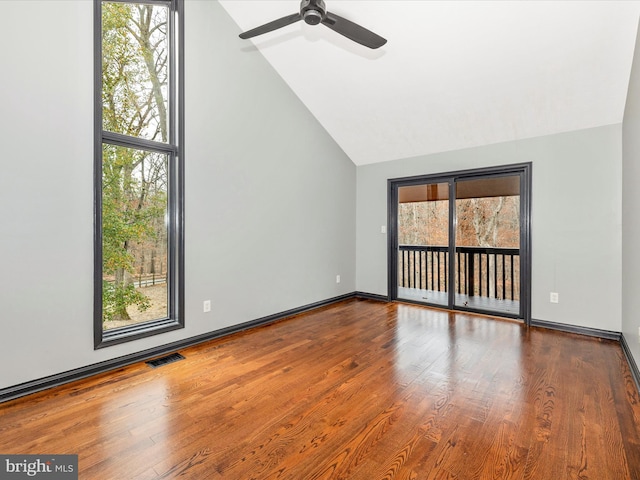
[1,299,639,479]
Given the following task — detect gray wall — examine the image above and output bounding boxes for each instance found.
[0,0,356,390]
[622,21,640,369]
[356,125,623,331]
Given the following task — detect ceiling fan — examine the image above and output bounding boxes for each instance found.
[238,0,387,49]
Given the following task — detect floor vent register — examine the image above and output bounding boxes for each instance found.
[146,352,185,368]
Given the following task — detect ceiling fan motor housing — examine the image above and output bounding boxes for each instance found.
[300,0,326,25]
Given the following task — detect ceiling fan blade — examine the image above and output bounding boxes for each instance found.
[321,11,386,49]
[239,13,302,39]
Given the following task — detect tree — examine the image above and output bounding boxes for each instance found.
[101,3,169,322]
[456,197,519,248]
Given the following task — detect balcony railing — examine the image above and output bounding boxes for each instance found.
[399,245,520,301]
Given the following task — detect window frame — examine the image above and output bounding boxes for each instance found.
[94,0,184,349]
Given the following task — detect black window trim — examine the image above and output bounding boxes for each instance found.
[93,0,185,349]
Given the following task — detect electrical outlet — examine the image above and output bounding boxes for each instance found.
[336,275,341,284]
[203,300,211,313]
[381,225,387,234]
[550,292,559,304]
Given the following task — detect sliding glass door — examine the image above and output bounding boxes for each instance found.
[389,164,531,322]
[453,176,521,315]
[396,181,450,307]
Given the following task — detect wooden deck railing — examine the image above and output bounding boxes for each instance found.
[399,245,520,301]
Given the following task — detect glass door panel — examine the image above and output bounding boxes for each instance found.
[397,182,449,307]
[454,176,521,315]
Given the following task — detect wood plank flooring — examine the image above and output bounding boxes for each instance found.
[1,299,639,479]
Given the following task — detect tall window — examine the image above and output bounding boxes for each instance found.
[94,0,184,348]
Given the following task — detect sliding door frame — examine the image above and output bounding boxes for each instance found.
[387,163,532,325]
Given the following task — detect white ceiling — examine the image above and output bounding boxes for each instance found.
[219,1,640,165]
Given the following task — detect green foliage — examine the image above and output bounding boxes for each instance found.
[102,2,168,140]
[101,145,167,322]
[102,281,151,323]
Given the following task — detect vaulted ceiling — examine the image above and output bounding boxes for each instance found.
[219,1,640,165]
